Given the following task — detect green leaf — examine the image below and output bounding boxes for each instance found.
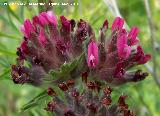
[49,53,85,80]
[73,0,79,18]
[0,48,16,56]
[0,14,10,25]
[38,0,45,13]
[6,10,20,34]
[0,68,10,79]
[20,90,48,112]
[0,32,21,40]
[7,5,23,23]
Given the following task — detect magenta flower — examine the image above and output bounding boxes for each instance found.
[128,27,139,46]
[60,16,71,33]
[45,11,58,26]
[20,40,28,54]
[112,17,124,31]
[87,41,99,68]
[39,27,47,46]
[32,11,57,27]
[114,61,125,78]
[133,46,151,64]
[39,11,57,26]
[20,19,35,38]
[38,12,49,26]
[33,16,42,27]
[117,34,131,59]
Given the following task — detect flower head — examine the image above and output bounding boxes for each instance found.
[11,12,151,116]
[12,14,151,85]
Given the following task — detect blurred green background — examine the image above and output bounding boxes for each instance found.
[0,0,160,116]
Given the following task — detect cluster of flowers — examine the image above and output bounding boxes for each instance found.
[45,75,135,116]
[10,11,151,115]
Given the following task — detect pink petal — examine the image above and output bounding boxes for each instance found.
[60,16,71,33]
[117,34,131,59]
[117,34,127,55]
[139,54,151,64]
[20,40,28,54]
[39,27,47,46]
[20,25,27,37]
[32,16,43,27]
[132,46,151,64]
[87,41,99,68]
[123,44,131,59]
[128,27,139,46]
[112,17,124,31]
[23,19,35,38]
[46,11,58,27]
[38,12,49,26]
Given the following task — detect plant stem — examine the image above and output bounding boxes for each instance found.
[144,0,160,88]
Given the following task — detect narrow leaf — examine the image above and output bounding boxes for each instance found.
[20,90,48,112]
[7,5,23,23]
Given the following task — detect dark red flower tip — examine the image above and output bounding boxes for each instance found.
[87,81,101,92]
[114,61,126,78]
[11,65,29,84]
[103,87,112,95]
[71,89,79,98]
[60,16,71,33]
[86,102,98,113]
[58,82,68,91]
[87,81,95,90]
[101,96,112,106]
[133,46,151,64]
[102,19,108,29]
[81,72,88,83]
[66,80,75,88]
[16,47,25,60]
[133,70,148,82]
[118,95,128,110]
[32,56,43,66]
[70,19,76,32]
[44,100,56,112]
[64,110,75,116]
[76,19,88,43]
[124,109,135,116]
[47,87,56,96]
